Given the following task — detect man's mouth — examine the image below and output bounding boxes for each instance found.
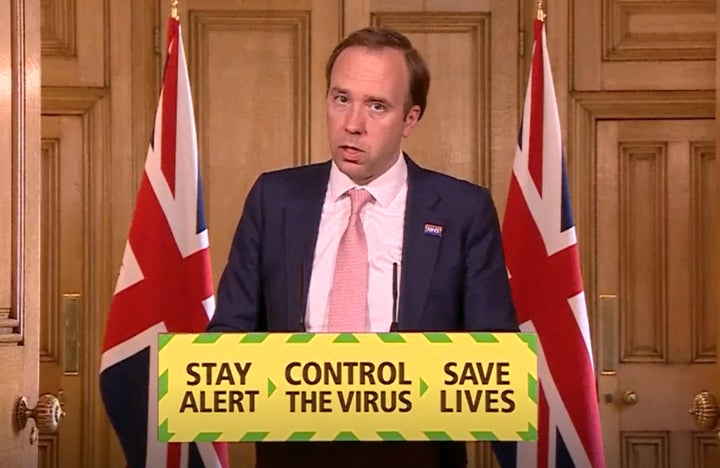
[339,145,364,160]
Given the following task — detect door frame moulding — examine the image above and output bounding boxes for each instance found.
[41,86,111,468]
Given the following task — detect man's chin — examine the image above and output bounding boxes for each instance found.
[335,161,371,185]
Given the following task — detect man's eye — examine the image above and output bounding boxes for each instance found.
[370,102,386,112]
[334,95,348,104]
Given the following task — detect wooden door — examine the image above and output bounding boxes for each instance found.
[39,87,110,468]
[0,0,42,466]
[596,119,719,467]
[568,1,720,466]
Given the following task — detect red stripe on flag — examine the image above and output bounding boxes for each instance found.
[528,19,545,196]
[167,443,181,468]
[161,18,180,196]
[538,385,549,468]
[213,442,230,467]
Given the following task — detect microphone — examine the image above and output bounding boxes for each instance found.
[390,262,399,332]
[298,260,306,332]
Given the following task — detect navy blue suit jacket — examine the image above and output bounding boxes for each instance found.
[209,155,518,467]
[211,155,516,334]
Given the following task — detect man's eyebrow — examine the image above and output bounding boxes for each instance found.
[327,88,393,107]
[365,95,392,105]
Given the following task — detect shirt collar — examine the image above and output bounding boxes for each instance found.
[328,151,407,208]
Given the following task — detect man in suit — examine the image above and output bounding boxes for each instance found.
[208,26,518,468]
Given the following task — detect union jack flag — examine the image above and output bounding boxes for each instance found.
[499,17,605,468]
[99,16,229,468]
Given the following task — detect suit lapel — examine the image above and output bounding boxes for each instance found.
[399,157,443,330]
[283,163,330,330]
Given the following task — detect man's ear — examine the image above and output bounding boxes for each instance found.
[402,105,421,138]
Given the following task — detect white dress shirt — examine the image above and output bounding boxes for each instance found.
[305,153,407,332]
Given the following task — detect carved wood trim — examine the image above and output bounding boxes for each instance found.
[692,431,719,467]
[691,142,717,363]
[40,138,61,363]
[0,308,21,342]
[4,0,36,347]
[602,0,715,62]
[41,0,77,57]
[619,143,667,362]
[621,431,669,467]
[41,85,111,468]
[38,433,59,468]
[569,90,714,364]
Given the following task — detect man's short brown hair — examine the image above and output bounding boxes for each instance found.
[325,27,430,120]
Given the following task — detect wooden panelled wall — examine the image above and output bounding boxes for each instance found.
[30,0,720,467]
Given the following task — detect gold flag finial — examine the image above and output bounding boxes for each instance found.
[537,1,546,21]
[171,0,179,19]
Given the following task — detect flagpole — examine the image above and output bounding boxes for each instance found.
[171,0,179,19]
[537,0,546,21]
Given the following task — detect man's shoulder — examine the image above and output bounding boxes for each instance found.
[246,161,330,206]
[411,162,490,199]
[260,161,331,183]
[252,162,331,198]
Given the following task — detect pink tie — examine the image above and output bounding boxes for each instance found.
[328,189,373,332]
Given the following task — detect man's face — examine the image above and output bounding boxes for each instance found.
[326,46,420,185]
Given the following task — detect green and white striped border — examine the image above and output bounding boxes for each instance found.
[158,332,538,442]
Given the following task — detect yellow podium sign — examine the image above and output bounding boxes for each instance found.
[157,332,537,442]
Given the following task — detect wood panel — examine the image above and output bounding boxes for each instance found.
[38,433,58,468]
[573,0,715,91]
[619,143,666,362]
[41,0,106,86]
[39,138,60,364]
[603,0,715,61]
[621,432,669,468]
[693,432,720,467]
[194,10,312,282]
[0,0,41,464]
[691,143,717,363]
[41,0,75,56]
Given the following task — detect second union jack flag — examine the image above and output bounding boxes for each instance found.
[500,17,606,468]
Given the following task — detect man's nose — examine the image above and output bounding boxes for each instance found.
[343,105,366,134]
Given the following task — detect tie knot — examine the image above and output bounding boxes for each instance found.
[348,189,373,215]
